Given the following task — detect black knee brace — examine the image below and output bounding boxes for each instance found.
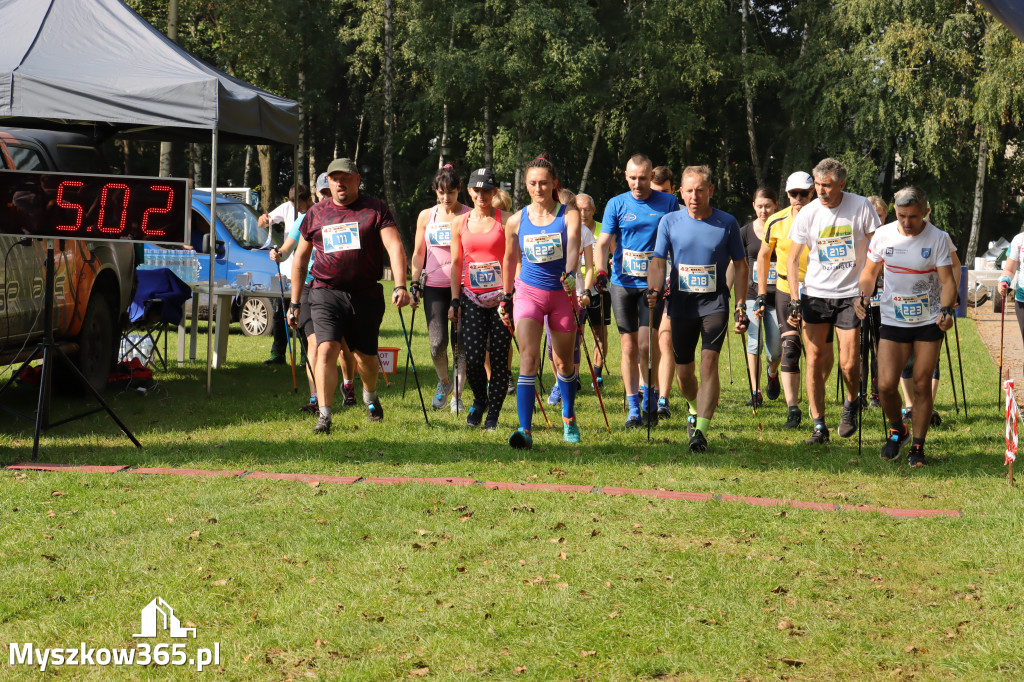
[781,335,802,374]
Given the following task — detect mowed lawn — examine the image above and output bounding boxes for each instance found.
[2,289,1024,680]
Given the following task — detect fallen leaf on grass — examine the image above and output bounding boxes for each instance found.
[558,552,567,561]
[414,529,431,536]
[409,667,429,677]
[41,554,57,562]
[591,529,601,537]
[307,577,316,584]
[212,579,228,586]
[780,658,804,667]
[777,619,795,630]
[51,490,65,497]
[456,566,467,573]
[188,530,201,540]
[459,511,474,522]
[308,481,320,488]
[452,505,467,512]
[904,645,919,654]
[513,666,527,675]
[46,511,56,518]
[771,586,789,594]
[607,610,619,619]
[166,517,174,523]
[580,650,596,658]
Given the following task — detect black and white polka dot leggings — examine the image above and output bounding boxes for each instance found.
[461,296,511,422]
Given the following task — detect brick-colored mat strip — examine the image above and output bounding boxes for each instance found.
[6,463,962,518]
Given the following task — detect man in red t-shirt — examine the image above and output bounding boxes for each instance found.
[288,158,411,434]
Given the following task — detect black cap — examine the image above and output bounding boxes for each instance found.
[467,168,497,190]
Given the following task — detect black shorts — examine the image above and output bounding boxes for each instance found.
[298,283,315,338]
[308,287,385,356]
[586,290,612,327]
[610,284,664,334]
[775,289,833,342]
[802,295,860,330]
[880,323,943,344]
[670,312,729,365]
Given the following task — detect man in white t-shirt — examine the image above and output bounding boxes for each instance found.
[786,158,881,444]
[854,187,957,467]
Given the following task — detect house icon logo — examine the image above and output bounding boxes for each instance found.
[133,597,197,638]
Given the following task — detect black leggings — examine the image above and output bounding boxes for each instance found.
[422,286,451,368]
[462,297,511,421]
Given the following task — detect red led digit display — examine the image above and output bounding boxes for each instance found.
[0,170,189,244]
[141,185,173,236]
[55,180,85,232]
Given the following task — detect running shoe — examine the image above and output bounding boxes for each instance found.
[507,375,516,396]
[483,417,499,432]
[688,429,708,453]
[509,427,533,449]
[930,410,942,427]
[640,408,658,428]
[313,413,332,434]
[431,380,453,410]
[450,395,465,413]
[367,399,384,423]
[745,391,764,408]
[870,392,881,408]
[766,373,781,401]
[902,406,913,422]
[657,396,671,418]
[686,413,697,439]
[563,416,581,443]
[838,403,858,438]
[263,354,285,365]
[880,423,910,461]
[784,406,802,429]
[548,383,562,406]
[591,376,604,391]
[300,399,318,414]
[624,415,642,429]
[805,424,830,445]
[342,383,356,407]
[466,401,485,427]
[907,444,927,467]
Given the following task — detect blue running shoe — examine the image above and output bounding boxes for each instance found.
[547,383,562,405]
[509,427,533,449]
[563,416,580,443]
[466,401,485,427]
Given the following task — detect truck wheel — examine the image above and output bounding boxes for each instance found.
[57,289,117,395]
[239,296,272,337]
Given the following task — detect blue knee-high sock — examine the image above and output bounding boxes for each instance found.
[557,371,578,420]
[516,375,536,432]
[627,393,640,418]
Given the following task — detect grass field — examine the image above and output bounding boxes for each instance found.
[2,292,1023,680]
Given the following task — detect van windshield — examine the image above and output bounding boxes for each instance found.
[216,202,269,250]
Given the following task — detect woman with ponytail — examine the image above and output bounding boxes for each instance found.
[500,157,582,449]
[411,164,469,411]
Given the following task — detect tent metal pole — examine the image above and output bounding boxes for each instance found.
[207,126,218,396]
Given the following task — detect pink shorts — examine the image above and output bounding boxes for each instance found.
[513,279,578,334]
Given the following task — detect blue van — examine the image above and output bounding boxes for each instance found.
[144,190,281,336]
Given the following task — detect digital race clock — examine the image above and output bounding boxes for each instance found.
[0,169,190,244]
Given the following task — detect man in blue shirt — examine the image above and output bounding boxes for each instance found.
[647,165,749,452]
[594,153,680,428]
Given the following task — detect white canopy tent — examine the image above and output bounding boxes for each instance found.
[0,0,300,394]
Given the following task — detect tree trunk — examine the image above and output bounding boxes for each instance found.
[258,144,274,207]
[243,145,252,187]
[741,0,763,187]
[382,0,401,240]
[966,123,988,265]
[158,0,180,178]
[514,121,528,209]
[578,108,605,194]
[354,109,364,165]
[308,129,317,190]
[440,102,449,168]
[779,19,811,198]
[484,94,494,169]
[191,144,203,187]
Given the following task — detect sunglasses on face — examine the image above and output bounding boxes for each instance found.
[787,190,811,198]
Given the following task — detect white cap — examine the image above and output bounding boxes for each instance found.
[785,171,813,192]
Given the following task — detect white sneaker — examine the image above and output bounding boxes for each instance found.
[450,395,465,413]
[431,380,453,410]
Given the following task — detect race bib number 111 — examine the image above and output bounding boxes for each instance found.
[322,222,361,254]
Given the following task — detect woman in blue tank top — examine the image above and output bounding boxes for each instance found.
[499,157,582,449]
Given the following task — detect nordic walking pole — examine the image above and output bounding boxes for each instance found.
[402,304,415,398]
[566,288,610,432]
[398,306,429,427]
[502,316,551,429]
[452,320,460,417]
[277,276,297,392]
[755,307,763,408]
[858,315,868,457]
[944,332,959,415]
[726,323,733,383]
[953,314,968,418]
[1000,293,1007,406]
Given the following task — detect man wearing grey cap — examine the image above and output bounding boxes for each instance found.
[288,158,412,434]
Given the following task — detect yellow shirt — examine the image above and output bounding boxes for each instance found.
[762,207,807,295]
